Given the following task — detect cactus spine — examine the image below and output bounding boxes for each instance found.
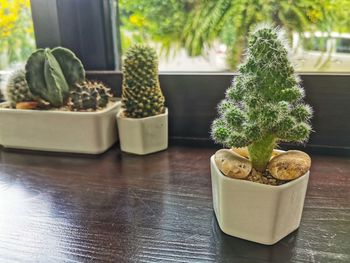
[5,69,35,107]
[69,80,112,111]
[25,47,85,107]
[122,45,165,118]
[211,26,312,172]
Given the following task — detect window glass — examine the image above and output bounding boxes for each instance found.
[336,37,350,53]
[118,0,350,72]
[302,37,328,52]
[0,0,35,92]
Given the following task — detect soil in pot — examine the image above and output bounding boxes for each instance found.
[1,99,119,112]
[246,169,287,186]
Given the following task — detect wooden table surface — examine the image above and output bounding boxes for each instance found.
[0,146,349,263]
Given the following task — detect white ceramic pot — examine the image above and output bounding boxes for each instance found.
[210,155,309,245]
[0,101,121,154]
[116,108,168,155]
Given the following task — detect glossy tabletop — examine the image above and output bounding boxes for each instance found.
[0,146,349,262]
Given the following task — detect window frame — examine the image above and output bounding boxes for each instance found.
[30,0,121,70]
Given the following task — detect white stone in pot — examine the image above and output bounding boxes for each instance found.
[214,149,251,179]
[268,150,311,180]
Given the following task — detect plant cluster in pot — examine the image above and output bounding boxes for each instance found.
[117,45,168,155]
[210,25,313,245]
[0,47,121,154]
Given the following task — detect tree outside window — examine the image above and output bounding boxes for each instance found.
[119,0,350,72]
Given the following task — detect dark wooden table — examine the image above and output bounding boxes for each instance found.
[0,146,349,263]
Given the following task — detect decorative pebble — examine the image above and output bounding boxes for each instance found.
[268,150,311,180]
[215,149,252,179]
[231,147,282,159]
[230,147,250,158]
[16,101,38,110]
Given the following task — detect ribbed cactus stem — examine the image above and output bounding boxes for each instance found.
[25,47,85,107]
[248,134,276,172]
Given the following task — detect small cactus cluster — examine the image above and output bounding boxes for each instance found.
[5,69,35,107]
[69,81,112,111]
[122,45,165,118]
[211,25,312,172]
[3,47,113,111]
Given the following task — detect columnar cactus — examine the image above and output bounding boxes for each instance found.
[5,69,35,107]
[211,26,312,172]
[25,47,85,107]
[122,45,165,118]
[69,80,112,111]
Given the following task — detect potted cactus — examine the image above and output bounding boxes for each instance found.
[0,47,120,154]
[117,45,167,155]
[210,26,313,245]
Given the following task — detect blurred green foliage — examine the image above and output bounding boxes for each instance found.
[1,0,349,71]
[0,0,35,70]
[119,0,189,54]
[119,0,350,70]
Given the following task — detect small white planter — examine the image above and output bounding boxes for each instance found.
[116,108,168,155]
[210,155,309,245]
[0,101,121,154]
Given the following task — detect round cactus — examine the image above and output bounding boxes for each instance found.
[211,26,312,172]
[25,47,85,107]
[69,80,112,111]
[5,69,36,107]
[122,44,165,118]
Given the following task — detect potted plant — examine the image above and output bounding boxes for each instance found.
[210,26,313,245]
[117,45,168,155]
[0,47,120,154]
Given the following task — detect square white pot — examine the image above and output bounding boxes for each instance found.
[0,101,121,154]
[210,155,309,245]
[116,108,168,155]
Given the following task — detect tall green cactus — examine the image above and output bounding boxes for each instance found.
[25,47,85,107]
[122,45,165,118]
[211,26,312,172]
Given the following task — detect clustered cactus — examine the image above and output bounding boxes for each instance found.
[211,26,312,172]
[25,47,85,107]
[69,81,112,111]
[3,47,113,111]
[5,69,35,107]
[122,45,165,118]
